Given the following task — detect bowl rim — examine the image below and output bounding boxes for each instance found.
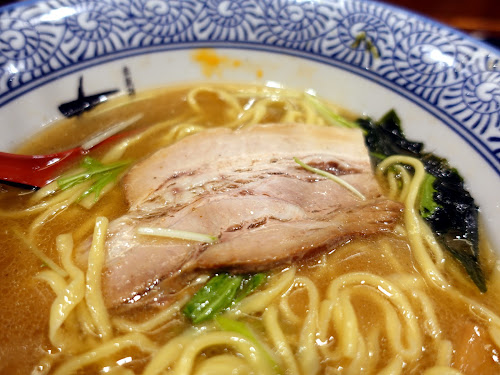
[0,0,499,176]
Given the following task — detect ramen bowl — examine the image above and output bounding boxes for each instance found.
[0,0,500,373]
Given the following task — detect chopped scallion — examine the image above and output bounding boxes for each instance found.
[305,93,360,129]
[294,157,366,200]
[235,273,267,303]
[216,316,281,373]
[183,273,267,324]
[137,227,218,243]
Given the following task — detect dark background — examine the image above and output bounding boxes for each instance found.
[384,0,500,47]
[0,0,499,47]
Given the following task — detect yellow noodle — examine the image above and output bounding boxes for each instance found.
[393,164,411,202]
[57,233,85,292]
[302,97,324,124]
[364,328,382,374]
[333,290,361,359]
[318,299,345,362]
[388,274,442,339]
[12,227,67,277]
[85,217,112,340]
[100,138,132,163]
[187,87,242,117]
[29,180,92,240]
[344,336,369,375]
[421,220,446,265]
[52,333,157,375]
[113,293,192,333]
[456,293,500,328]
[234,267,296,315]
[192,354,252,375]
[169,124,207,143]
[317,298,355,363]
[142,332,194,375]
[28,200,72,241]
[154,123,208,152]
[30,199,70,225]
[380,240,406,273]
[30,180,59,203]
[386,170,399,200]
[422,367,463,375]
[48,234,85,346]
[445,258,478,292]
[78,172,125,209]
[227,97,271,128]
[103,366,136,375]
[489,325,500,349]
[263,306,301,375]
[99,114,193,164]
[412,289,442,339]
[56,311,100,354]
[174,331,277,375]
[368,291,417,360]
[76,301,97,337]
[327,272,422,359]
[0,196,53,218]
[280,107,300,123]
[278,295,301,325]
[378,356,404,375]
[291,276,320,375]
[317,299,337,355]
[36,270,67,296]
[377,156,449,289]
[0,180,89,218]
[435,340,453,367]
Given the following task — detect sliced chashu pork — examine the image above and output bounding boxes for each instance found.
[79,123,403,307]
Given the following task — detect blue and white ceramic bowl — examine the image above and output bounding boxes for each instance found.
[0,0,499,246]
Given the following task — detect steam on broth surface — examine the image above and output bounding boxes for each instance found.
[0,83,499,375]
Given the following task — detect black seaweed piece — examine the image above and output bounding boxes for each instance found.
[421,154,484,292]
[357,110,424,164]
[356,111,486,292]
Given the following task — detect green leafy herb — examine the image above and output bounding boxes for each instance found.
[305,93,360,129]
[183,273,267,324]
[357,111,486,292]
[419,173,441,219]
[183,274,243,324]
[57,156,130,202]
